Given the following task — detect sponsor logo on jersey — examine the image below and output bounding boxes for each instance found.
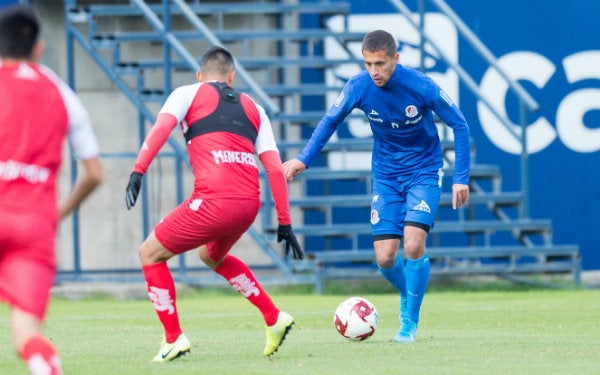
[0,159,50,184]
[367,108,383,123]
[15,64,39,80]
[188,198,202,211]
[404,115,423,125]
[211,150,258,168]
[412,200,431,213]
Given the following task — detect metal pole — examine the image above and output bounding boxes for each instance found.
[418,0,425,72]
[65,14,81,279]
[520,101,529,218]
[139,110,150,237]
[163,0,172,96]
[171,0,280,116]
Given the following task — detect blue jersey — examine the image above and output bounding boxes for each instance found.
[297,64,470,184]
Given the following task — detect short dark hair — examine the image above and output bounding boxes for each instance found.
[361,30,397,57]
[0,4,40,59]
[200,45,235,76]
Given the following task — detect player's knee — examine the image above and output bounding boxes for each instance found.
[137,244,152,265]
[375,251,397,269]
[403,240,425,260]
[138,241,171,265]
[198,246,221,269]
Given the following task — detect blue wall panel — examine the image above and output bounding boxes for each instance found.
[301,0,600,269]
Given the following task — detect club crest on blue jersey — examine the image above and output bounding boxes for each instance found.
[370,209,380,224]
[404,104,423,125]
[405,105,419,118]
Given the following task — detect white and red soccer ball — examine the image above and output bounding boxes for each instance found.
[333,297,379,341]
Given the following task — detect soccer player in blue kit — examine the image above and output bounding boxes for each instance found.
[283,30,471,342]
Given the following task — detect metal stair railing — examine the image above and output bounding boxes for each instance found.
[381,0,567,265]
[277,1,578,288]
[62,0,577,286]
[66,0,188,278]
[63,0,296,280]
[169,0,280,116]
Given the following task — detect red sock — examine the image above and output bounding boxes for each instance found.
[20,335,62,375]
[215,255,280,326]
[142,262,182,343]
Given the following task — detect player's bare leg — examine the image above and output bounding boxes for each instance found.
[12,307,62,375]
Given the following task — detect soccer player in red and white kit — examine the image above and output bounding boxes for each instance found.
[0,5,103,375]
[125,45,303,361]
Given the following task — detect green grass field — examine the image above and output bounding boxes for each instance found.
[1,286,599,375]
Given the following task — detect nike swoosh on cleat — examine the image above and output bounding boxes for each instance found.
[161,348,173,359]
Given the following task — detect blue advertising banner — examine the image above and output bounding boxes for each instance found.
[301,0,600,269]
[0,0,22,9]
[445,0,600,270]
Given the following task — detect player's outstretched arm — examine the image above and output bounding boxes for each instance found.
[125,113,177,209]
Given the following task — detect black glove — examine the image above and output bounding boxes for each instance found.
[277,224,304,260]
[125,172,143,210]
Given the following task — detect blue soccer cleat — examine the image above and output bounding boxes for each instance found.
[394,318,418,343]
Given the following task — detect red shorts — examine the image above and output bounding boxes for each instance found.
[154,197,261,261]
[0,208,57,320]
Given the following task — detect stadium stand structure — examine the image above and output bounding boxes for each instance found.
[63,0,580,292]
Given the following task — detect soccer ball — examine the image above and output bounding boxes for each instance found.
[333,297,379,341]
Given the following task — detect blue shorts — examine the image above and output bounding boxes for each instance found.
[370,170,443,237]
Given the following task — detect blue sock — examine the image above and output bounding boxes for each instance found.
[405,254,431,324]
[377,256,407,315]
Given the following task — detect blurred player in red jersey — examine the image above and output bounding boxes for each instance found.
[125,45,303,361]
[0,5,103,375]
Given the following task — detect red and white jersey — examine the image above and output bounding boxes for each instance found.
[135,81,278,199]
[132,80,291,224]
[0,61,100,221]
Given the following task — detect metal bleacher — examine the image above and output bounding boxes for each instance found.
[277,136,580,292]
[63,0,580,291]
